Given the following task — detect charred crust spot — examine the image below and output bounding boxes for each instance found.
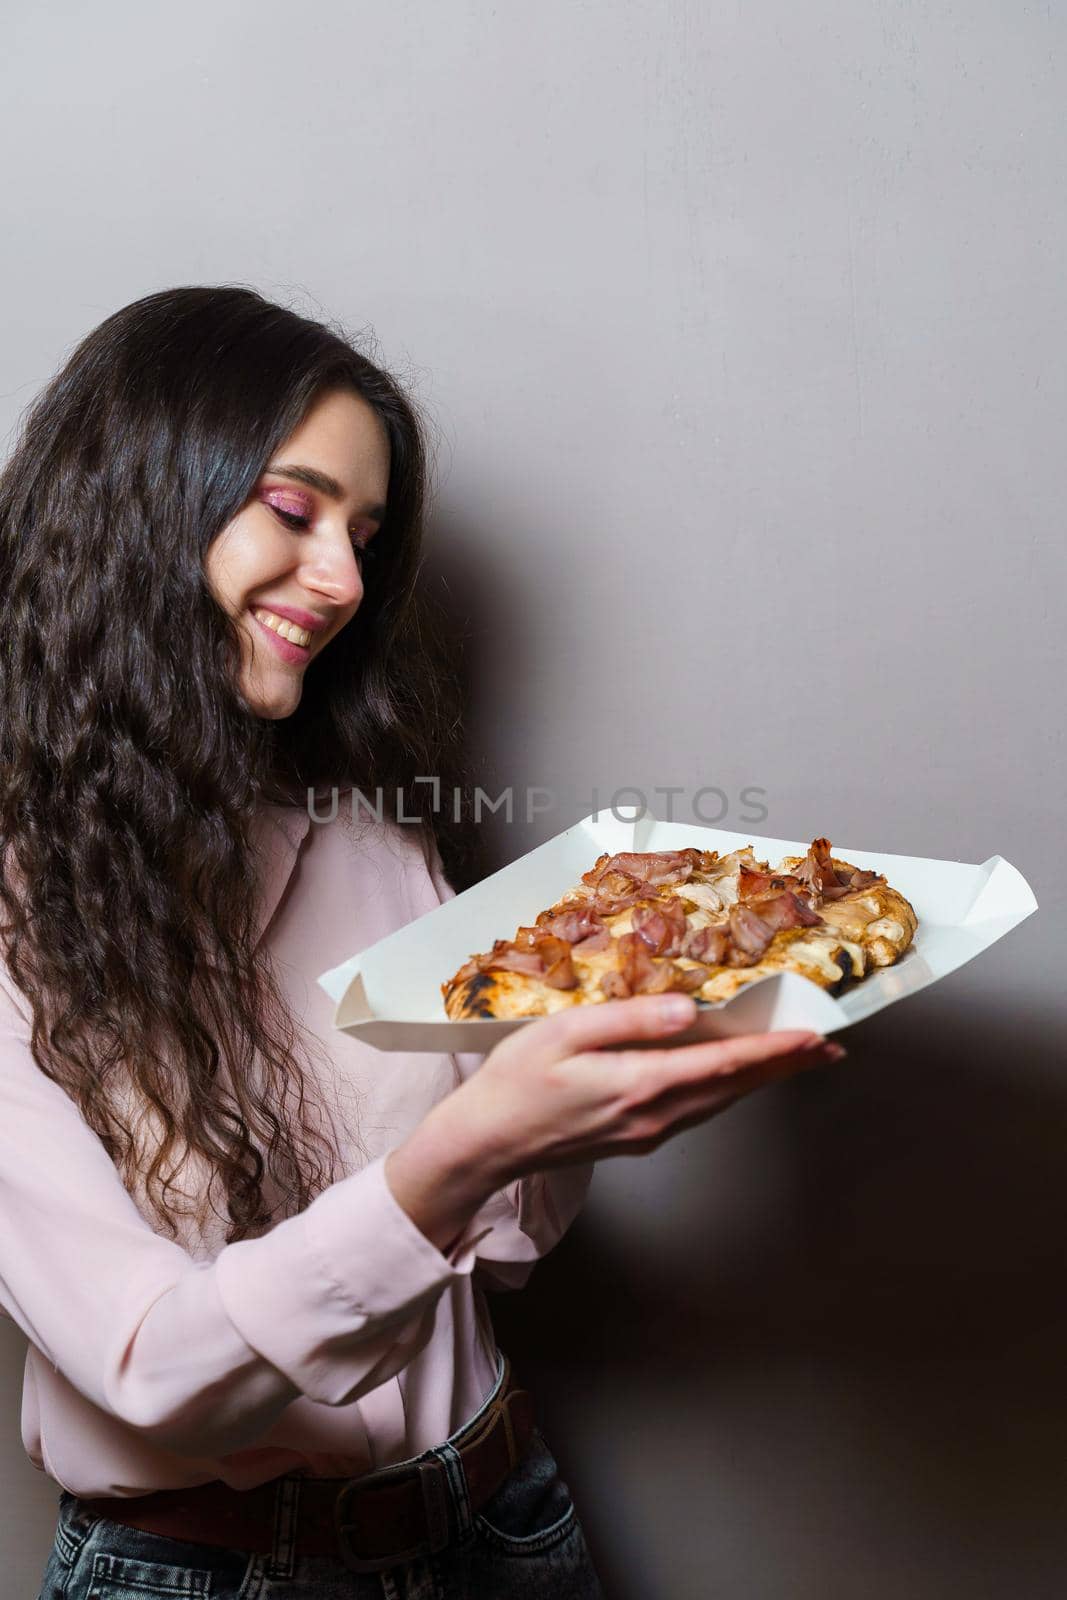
[829,947,854,995]
[457,972,497,1018]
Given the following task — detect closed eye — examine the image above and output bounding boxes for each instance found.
[270,506,311,531]
[271,504,378,566]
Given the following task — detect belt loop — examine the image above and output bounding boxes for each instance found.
[430,1441,473,1539]
[417,1457,453,1555]
[267,1473,301,1579]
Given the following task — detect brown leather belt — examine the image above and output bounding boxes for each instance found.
[76,1355,536,1575]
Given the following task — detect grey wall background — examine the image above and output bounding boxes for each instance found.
[1,3,1064,1595]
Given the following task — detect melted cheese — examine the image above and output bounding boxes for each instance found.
[693,929,866,1003]
[677,882,729,916]
[815,900,876,938]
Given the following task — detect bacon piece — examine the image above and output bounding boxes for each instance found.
[737,865,813,904]
[536,905,605,942]
[685,848,722,875]
[458,929,578,989]
[631,897,689,956]
[725,905,777,967]
[484,946,549,977]
[720,889,821,965]
[617,931,677,994]
[832,865,883,896]
[589,886,662,917]
[792,838,835,895]
[572,927,612,955]
[746,890,823,932]
[592,868,648,898]
[581,848,719,894]
[538,935,579,989]
[582,853,648,889]
[794,838,884,902]
[597,931,714,998]
[670,963,714,992]
[681,924,731,963]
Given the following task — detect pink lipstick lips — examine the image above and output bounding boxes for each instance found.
[250,607,315,665]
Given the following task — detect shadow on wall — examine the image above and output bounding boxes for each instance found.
[417,508,528,892]
[418,506,1065,1596]
[489,982,1067,1598]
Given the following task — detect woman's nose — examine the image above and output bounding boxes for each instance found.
[301,530,364,608]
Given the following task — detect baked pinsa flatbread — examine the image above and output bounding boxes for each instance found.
[441,837,918,1020]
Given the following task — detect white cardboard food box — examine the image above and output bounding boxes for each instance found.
[316,809,1038,1053]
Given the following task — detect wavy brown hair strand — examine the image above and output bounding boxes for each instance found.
[0,285,467,1242]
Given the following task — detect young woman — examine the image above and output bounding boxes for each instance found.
[0,286,841,1599]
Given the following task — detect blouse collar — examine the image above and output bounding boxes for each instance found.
[251,799,313,945]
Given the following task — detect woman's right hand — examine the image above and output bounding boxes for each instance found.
[384,994,845,1251]
[451,993,844,1180]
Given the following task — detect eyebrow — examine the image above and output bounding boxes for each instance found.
[267,463,386,523]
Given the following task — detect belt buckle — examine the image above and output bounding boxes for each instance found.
[334,1457,452,1575]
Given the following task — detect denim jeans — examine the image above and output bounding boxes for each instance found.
[35,1356,606,1599]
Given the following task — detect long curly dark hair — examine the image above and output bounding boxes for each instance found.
[0,285,468,1244]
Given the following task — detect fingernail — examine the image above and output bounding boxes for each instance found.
[658,995,696,1023]
[801,1035,827,1051]
[823,1042,847,1061]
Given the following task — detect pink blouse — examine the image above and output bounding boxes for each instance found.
[0,799,595,1496]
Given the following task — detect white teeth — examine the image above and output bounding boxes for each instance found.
[253,608,312,648]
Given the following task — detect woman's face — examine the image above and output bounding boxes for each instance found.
[204,387,390,720]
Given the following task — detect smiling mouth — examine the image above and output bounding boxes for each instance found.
[252,606,314,648]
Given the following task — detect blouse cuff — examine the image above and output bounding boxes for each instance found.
[213,1152,483,1404]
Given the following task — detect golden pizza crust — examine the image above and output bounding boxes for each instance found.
[444,969,582,1020]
